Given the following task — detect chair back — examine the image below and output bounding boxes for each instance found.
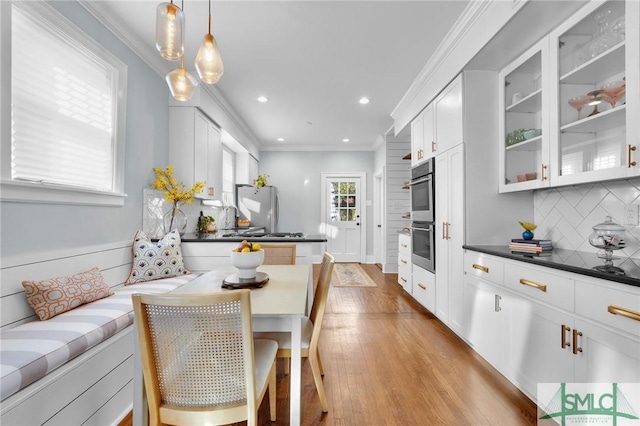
[308,253,335,351]
[261,243,296,265]
[132,290,259,425]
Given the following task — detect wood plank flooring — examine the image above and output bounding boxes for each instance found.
[121,264,537,425]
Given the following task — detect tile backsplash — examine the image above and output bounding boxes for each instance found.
[534,178,640,258]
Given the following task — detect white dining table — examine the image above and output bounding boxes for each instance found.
[132,264,313,426]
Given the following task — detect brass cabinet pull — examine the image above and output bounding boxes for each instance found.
[446,222,451,240]
[627,145,637,168]
[519,278,547,292]
[572,329,583,355]
[401,259,408,264]
[431,141,436,152]
[541,164,548,181]
[561,324,571,349]
[494,294,502,312]
[472,263,489,273]
[418,283,426,290]
[442,222,447,240]
[608,305,640,322]
[400,277,407,283]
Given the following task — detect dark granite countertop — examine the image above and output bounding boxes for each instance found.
[179,233,327,243]
[464,245,640,288]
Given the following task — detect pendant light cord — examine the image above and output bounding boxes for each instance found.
[208,0,212,35]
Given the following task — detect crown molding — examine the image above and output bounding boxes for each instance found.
[260,144,375,152]
[391,0,492,122]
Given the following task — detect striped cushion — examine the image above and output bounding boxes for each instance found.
[0,273,198,401]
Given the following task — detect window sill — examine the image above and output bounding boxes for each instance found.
[0,180,127,206]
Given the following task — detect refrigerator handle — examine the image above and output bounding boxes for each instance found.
[275,194,279,225]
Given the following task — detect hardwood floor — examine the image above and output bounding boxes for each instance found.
[122,264,537,425]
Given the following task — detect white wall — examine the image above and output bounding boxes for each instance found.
[1,1,170,257]
[257,151,375,258]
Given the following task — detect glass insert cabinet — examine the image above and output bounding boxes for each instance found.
[499,0,639,193]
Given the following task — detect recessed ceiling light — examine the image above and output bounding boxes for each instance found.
[257,96,269,103]
[359,97,370,105]
[342,138,350,143]
[277,137,285,142]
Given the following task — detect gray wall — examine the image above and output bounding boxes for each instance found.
[258,151,375,257]
[1,1,170,257]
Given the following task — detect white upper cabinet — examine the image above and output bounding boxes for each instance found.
[550,0,639,186]
[169,107,222,200]
[410,75,463,166]
[499,38,550,192]
[499,0,640,192]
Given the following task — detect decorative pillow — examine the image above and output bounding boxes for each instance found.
[126,229,190,284]
[22,267,114,320]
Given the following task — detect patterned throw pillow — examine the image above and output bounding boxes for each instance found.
[22,267,114,320]
[126,230,189,284]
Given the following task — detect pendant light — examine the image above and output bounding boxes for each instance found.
[155,1,184,61]
[195,0,224,84]
[166,56,198,101]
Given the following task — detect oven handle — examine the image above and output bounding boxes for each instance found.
[409,224,434,232]
[408,174,432,186]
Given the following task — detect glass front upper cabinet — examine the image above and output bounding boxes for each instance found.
[499,38,550,193]
[549,0,640,186]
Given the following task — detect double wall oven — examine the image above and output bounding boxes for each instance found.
[409,158,435,273]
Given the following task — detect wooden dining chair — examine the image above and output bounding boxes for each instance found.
[132,290,278,426]
[255,252,335,412]
[261,243,296,265]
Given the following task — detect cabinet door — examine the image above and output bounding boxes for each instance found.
[410,112,425,167]
[550,0,640,186]
[412,265,435,312]
[447,145,465,336]
[507,295,575,401]
[465,275,507,371]
[194,112,210,194]
[206,123,222,199]
[434,75,463,155]
[574,319,640,384]
[499,37,550,193]
[423,104,435,160]
[434,152,449,323]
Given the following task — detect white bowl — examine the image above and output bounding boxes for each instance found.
[229,249,264,279]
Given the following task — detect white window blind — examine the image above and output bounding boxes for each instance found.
[9,2,124,194]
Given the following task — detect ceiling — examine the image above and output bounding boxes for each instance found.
[89,1,470,151]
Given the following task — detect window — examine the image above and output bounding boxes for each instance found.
[1,1,127,206]
[222,145,235,205]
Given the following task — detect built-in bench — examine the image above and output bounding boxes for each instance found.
[0,240,197,426]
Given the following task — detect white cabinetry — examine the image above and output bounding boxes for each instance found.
[434,144,464,334]
[412,265,435,313]
[410,75,462,166]
[463,250,640,403]
[499,0,640,192]
[169,107,222,200]
[397,233,412,293]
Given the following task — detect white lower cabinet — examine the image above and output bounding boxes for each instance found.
[412,265,435,313]
[397,233,412,293]
[463,250,640,404]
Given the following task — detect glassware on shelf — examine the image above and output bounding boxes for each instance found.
[587,9,616,59]
[568,94,592,120]
[586,89,605,117]
[601,79,626,107]
[610,16,626,43]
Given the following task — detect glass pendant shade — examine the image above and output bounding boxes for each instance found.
[155,2,184,61]
[195,33,224,84]
[166,59,198,101]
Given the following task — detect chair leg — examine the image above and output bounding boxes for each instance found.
[316,349,324,376]
[283,357,290,375]
[269,360,277,422]
[308,353,329,412]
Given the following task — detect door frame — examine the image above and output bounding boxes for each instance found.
[373,170,385,268]
[320,172,367,264]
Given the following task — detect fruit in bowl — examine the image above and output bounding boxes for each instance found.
[230,241,264,278]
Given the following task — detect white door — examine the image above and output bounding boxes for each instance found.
[321,173,364,262]
[373,172,384,268]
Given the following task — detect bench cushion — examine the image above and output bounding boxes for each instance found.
[0,273,198,401]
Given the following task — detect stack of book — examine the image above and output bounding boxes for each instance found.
[509,239,553,254]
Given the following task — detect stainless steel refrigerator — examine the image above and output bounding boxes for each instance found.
[235,184,279,233]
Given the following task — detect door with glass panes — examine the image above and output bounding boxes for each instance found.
[322,175,362,262]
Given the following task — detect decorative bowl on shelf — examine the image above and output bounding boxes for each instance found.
[230,248,264,279]
[523,129,542,140]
